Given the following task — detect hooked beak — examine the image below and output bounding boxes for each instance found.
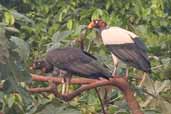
[41,67,47,73]
[30,64,36,70]
[87,22,95,29]
[29,66,33,70]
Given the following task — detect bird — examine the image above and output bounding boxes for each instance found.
[31,59,69,94]
[31,47,112,94]
[87,19,151,85]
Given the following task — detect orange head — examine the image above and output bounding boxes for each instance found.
[87,19,107,30]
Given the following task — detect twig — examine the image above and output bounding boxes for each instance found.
[142,89,156,98]
[95,88,107,114]
[28,85,53,93]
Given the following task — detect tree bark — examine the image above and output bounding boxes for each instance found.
[30,74,144,114]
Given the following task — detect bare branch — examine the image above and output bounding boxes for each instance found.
[30,74,143,114]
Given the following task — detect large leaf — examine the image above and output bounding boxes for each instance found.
[34,100,81,114]
[4,11,15,25]
[11,10,34,24]
[47,30,72,50]
[0,29,9,64]
[10,36,30,62]
[0,28,32,105]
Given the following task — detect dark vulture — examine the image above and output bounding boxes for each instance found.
[32,47,112,93]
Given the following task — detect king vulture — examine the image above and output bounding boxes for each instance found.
[87,19,151,84]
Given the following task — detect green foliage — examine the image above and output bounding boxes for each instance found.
[0,19,32,113]
[0,0,171,114]
[35,100,81,114]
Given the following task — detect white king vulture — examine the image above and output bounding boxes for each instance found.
[87,19,151,79]
[32,47,112,93]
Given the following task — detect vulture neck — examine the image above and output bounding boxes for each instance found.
[97,25,109,37]
[44,59,54,72]
[98,25,109,31]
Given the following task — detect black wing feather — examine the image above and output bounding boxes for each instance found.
[106,44,151,73]
[131,37,147,52]
[46,47,112,79]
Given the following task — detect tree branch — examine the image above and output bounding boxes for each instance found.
[30,74,143,114]
[95,88,107,114]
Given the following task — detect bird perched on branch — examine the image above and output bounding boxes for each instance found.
[31,59,69,94]
[31,47,112,94]
[87,19,151,85]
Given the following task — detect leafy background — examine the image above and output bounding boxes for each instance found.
[0,0,171,114]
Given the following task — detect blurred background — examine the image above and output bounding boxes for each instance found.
[0,0,171,114]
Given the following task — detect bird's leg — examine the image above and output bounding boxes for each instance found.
[112,63,118,77]
[51,68,65,95]
[125,67,129,78]
[64,73,72,94]
[61,78,66,94]
[58,69,67,95]
[138,73,146,87]
[112,67,116,76]
[112,54,119,77]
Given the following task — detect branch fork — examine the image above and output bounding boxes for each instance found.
[29,74,143,114]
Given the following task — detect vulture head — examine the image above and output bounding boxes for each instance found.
[87,19,107,30]
[31,59,53,73]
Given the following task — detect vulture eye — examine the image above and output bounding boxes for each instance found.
[95,20,98,24]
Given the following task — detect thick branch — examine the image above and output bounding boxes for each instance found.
[31,74,143,114]
[32,74,95,84]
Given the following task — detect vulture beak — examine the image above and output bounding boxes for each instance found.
[29,66,33,70]
[41,67,47,73]
[30,63,35,70]
[87,22,94,29]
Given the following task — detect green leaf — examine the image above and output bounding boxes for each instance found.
[108,105,119,114]
[0,29,9,64]
[10,36,30,62]
[67,20,73,30]
[0,28,31,92]
[7,95,15,108]
[17,86,32,105]
[91,9,103,20]
[144,110,160,114]
[4,11,15,25]
[5,27,20,33]
[115,111,129,114]
[47,30,72,50]
[35,100,81,114]
[11,10,34,24]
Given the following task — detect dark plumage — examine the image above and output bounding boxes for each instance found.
[106,42,151,73]
[32,47,112,79]
[45,47,112,79]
